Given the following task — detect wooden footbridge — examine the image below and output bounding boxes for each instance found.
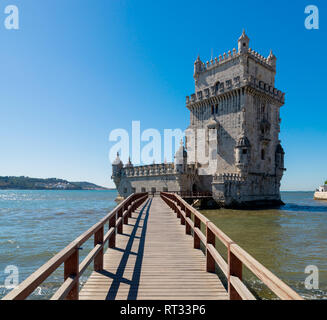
[2,192,303,300]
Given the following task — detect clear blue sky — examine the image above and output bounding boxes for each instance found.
[0,0,326,190]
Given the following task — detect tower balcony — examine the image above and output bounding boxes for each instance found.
[186,77,285,108]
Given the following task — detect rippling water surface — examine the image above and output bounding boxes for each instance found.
[201,192,327,299]
[0,190,326,299]
[0,190,118,299]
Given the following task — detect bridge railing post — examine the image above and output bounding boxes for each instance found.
[109,213,116,248]
[117,207,123,234]
[194,216,201,248]
[175,202,181,219]
[123,207,129,224]
[64,249,79,300]
[174,197,183,223]
[180,209,185,225]
[128,201,132,218]
[94,225,104,272]
[185,207,191,235]
[228,244,243,300]
[180,199,186,225]
[206,224,215,273]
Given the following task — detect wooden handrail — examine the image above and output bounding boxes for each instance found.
[149,191,212,198]
[160,192,303,301]
[2,193,148,300]
[163,192,210,225]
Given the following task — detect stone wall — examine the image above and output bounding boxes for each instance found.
[112,32,286,208]
[117,174,181,198]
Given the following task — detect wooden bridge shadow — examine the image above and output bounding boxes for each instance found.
[96,198,152,300]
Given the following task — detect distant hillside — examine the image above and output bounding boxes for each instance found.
[71,181,110,190]
[0,176,108,190]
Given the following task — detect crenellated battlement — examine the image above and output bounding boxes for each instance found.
[122,163,174,177]
[186,75,285,107]
[248,48,271,66]
[121,163,196,178]
[194,37,276,84]
[196,48,240,73]
[197,48,274,73]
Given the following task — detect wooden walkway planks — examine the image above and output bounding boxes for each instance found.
[79,196,228,300]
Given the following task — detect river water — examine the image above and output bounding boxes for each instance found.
[0,190,326,299]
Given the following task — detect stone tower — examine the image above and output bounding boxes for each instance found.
[185,30,286,207]
[111,152,123,186]
[112,31,286,208]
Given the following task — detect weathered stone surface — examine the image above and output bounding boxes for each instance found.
[112,31,286,208]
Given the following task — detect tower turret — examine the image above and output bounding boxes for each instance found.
[267,50,277,69]
[112,152,123,179]
[125,156,133,168]
[194,55,203,80]
[174,140,187,173]
[275,143,285,172]
[235,135,251,173]
[238,29,250,54]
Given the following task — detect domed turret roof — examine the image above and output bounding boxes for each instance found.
[236,135,251,148]
[175,140,187,159]
[268,50,277,61]
[238,29,249,42]
[112,152,123,165]
[194,54,202,64]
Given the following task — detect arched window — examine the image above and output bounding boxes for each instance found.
[261,149,265,160]
[211,105,214,115]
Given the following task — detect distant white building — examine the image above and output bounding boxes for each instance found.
[314,183,327,200]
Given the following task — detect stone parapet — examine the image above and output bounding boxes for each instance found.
[122,163,174,177]
[213,173,245,183]
[186,76,284,107]
[194,48,273,76]
[245,75,285,104]
[121,163,196,178]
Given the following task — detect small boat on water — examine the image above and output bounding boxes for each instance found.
[314,183,327,200]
